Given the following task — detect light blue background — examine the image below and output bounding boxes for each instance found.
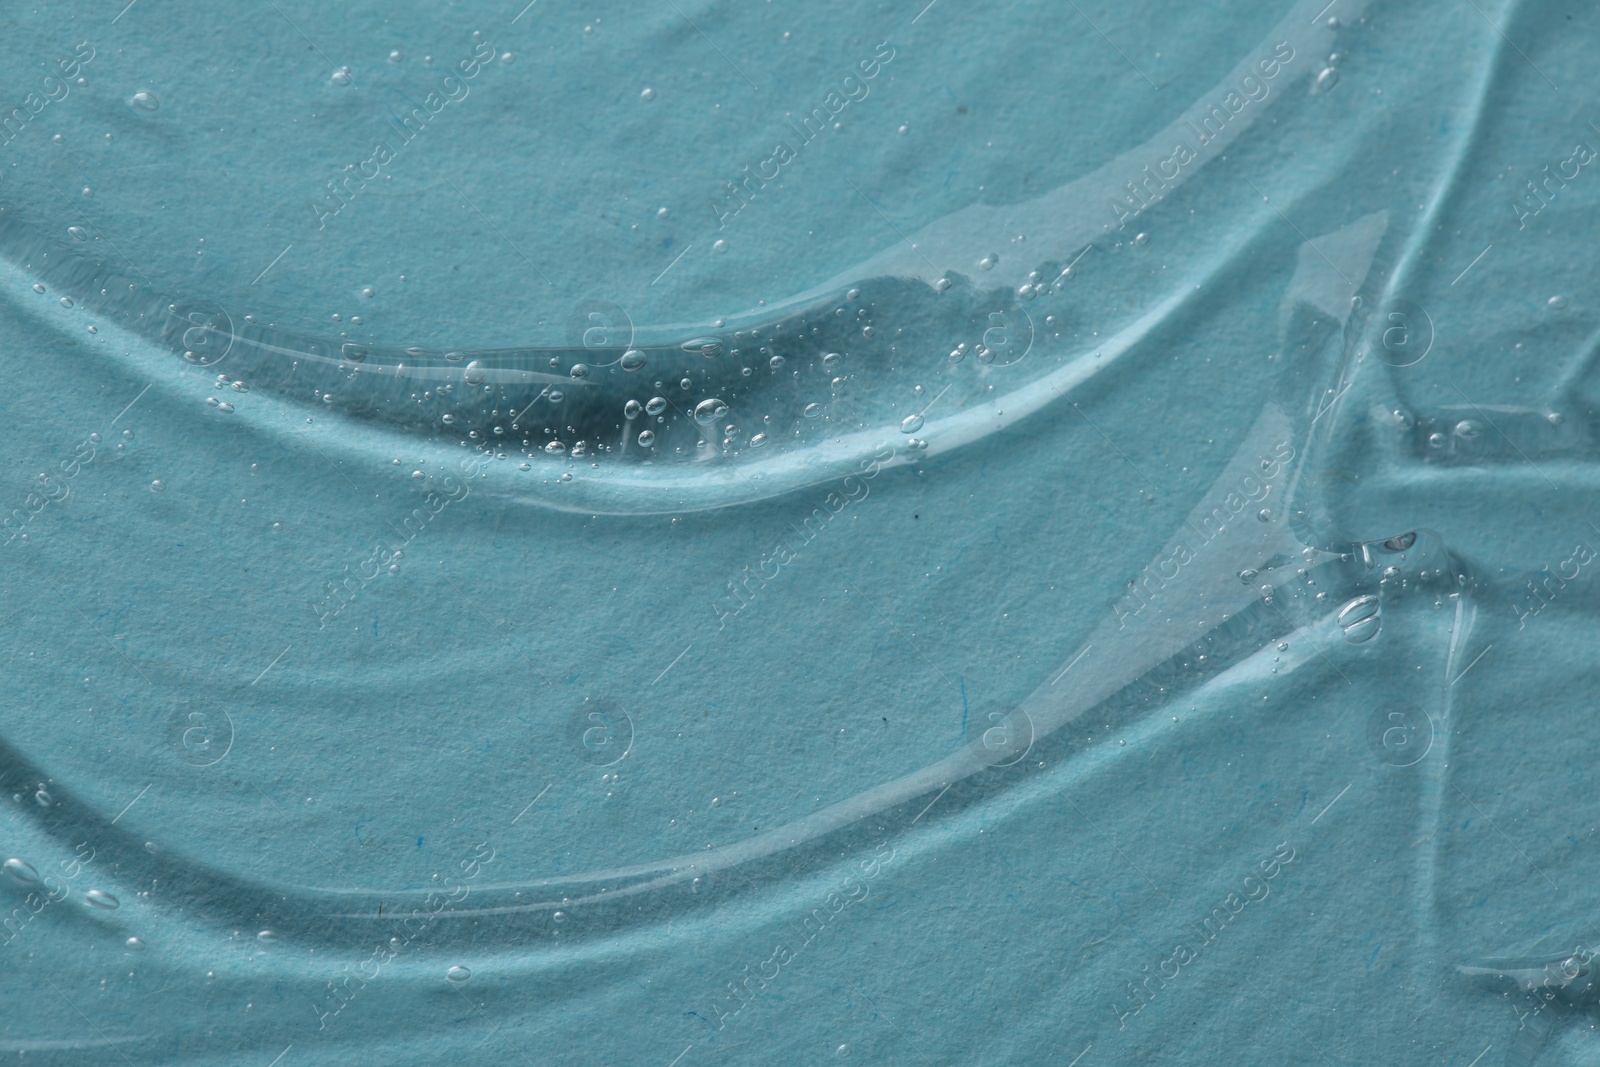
[1,1,1596,1064]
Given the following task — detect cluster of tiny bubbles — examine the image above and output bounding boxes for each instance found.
[84,888,120,910]
[904,438,929,450]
